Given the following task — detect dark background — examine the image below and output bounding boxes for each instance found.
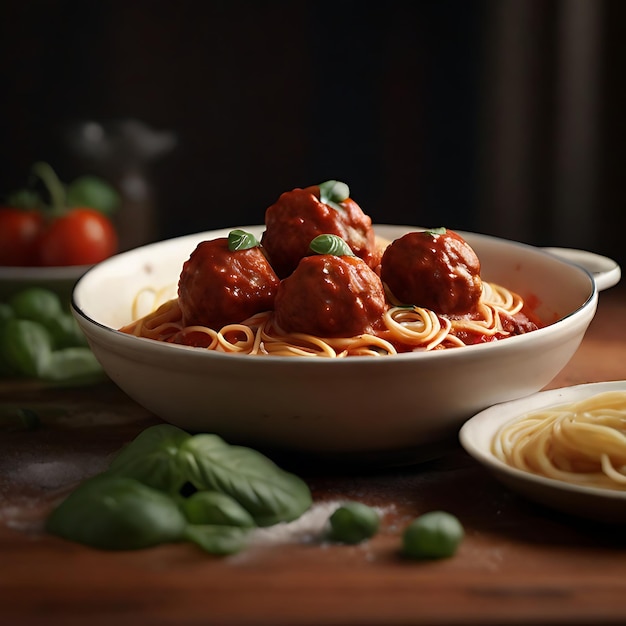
[1,0,624,267]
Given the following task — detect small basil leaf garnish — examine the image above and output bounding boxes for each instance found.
[318,180,350,211]
[310,234,355,257]
[228,229,260,251]
[425,227,447,236]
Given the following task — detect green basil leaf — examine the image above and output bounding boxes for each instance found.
[402,511,464,559]
[1,318,52,377]
[5,189,44,210]
[228,229,259,251]
[184,524,250,555]
[0,303,14,325]
[67,175,120,214]
[310,234,355,257]
[328,502,380,544]
[9,288,64,327]
[45,313,89,349]
[39,347,104,384]
[179,434,312,527]
[46,475,188,550]
[9,288,87,349]
[182,491,256,528]
[425,227,447,236]
[318,180,350,211]
[108,424,192,493]
[0,305,17,375]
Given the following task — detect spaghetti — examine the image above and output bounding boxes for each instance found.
[492,391,626,491]
[119,279,537,357]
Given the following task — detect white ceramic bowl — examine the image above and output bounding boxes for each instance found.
[459,380,626,523]
[71,225,620,462]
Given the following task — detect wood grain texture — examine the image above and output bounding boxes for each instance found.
[2,288,626,626]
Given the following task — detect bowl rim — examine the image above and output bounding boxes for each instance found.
[0,263,92,281]
[71,224,599,365]
[459,380,626,502]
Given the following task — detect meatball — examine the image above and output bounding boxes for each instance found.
[274,254,387,338]
[380,229,482,315]
[261,184,378,278]
[178,237,280,329]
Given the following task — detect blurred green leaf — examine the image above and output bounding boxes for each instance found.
[67,175,120,214]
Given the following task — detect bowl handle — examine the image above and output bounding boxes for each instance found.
[543,247,621,292]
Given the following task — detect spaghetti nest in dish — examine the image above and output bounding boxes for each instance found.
[492,391,626,491]
[120,279,533,357]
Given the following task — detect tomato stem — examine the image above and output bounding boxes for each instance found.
[31,162,67,216]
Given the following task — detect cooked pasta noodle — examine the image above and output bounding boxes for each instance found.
[492,391,626,490]
[119,279,537,357]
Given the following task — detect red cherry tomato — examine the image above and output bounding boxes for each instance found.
[0,207,46,266]
[38,208,118,266]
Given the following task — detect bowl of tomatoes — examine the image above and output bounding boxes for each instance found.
[0,162,119,303]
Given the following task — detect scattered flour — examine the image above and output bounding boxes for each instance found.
[246,500,341,547]
[12,458,106,490]
[0,449,112,533]
[228,500,393,564]
[1,451,110,492]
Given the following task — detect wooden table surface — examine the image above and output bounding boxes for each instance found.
[2,287,626,626]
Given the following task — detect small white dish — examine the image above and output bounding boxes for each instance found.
[459,380,626,523]
[0,264,91,305]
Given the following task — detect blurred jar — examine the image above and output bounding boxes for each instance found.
[64,119,177,251]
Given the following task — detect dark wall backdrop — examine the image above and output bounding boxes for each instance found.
[1,0,624,268]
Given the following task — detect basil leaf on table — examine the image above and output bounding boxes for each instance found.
[1,318,52,378]
[179,434,313,527]
[45,313,89,349]
[108,424,192,492]
[9,288,64,327]
[328,502,380,544]
[39,347,105,383]
[182,491,256,528]
[0,304,16,375]
[402,511,465,559]
[0,287,103,383]
[9,288,87,349]
[183,525,250,555]
[0,302,15,325]
[47,424,314,555]
[46,475,188,550]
